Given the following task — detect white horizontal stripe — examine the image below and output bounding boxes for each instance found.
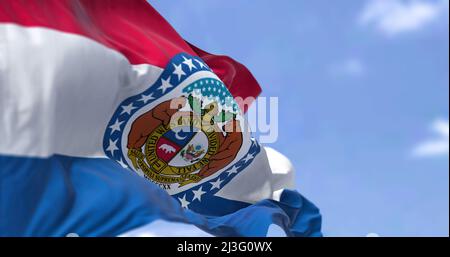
[215,147,296,203]
[0,24,295,205]
[0,24,163,158]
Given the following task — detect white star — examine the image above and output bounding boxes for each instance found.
[139,93,155,104]
[172,63,186,81]
[225,166,239,176]
[117,158,128,169]
[159,77,173,93]
[242,153,254,163]
[106,139,119,155]
[194,59,207,69]
[121,103,136,115]
[192,186,206,202]
[109,119,123,134]
[182,56,196,71]
[178,194,190,208]
[210,177,223,190]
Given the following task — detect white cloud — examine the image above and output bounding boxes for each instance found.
[412,119,449,157]
[330,58,365,77]
[359,0,449,36]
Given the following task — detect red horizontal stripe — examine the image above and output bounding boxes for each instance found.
[0,0,194,67]
[0,0,261,110]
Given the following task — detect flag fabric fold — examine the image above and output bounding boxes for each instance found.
[0,0,321,237]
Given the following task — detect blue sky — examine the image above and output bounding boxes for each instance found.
[150,0,449,236]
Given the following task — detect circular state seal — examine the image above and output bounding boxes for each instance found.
[129,113,220,187]
[126,91,243,188]
[103,54,249,196]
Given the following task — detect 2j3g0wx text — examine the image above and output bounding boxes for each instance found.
[177,241,272,255]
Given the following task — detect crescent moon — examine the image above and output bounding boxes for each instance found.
[174,128,187,141]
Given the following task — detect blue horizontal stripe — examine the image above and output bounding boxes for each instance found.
[0,154,321,237]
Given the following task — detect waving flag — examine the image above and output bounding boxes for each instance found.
[0,0,321,236]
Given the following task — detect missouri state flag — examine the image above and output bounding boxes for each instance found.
[0,0,321,237]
